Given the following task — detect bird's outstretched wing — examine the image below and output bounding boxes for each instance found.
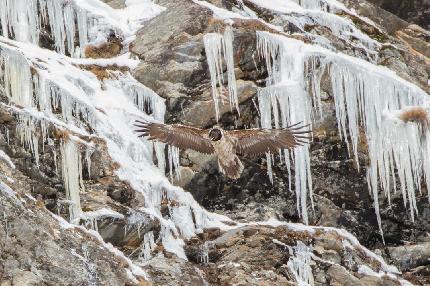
[134,120,215,154]
[227,122,312,157]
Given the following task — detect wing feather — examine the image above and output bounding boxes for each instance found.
[134,120,214,154]
[228,123,312,157]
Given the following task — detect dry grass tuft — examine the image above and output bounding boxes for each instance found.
[399,107,430,129]
[84,39,123,59]
[52,128,71,140]
[79,64,129,81]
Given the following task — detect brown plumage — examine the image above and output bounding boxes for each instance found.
[135,120,312,179]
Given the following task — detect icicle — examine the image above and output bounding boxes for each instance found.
[0,0,40,43]
[16,114,40,166]
[204,32,224,120]
[60,139,83,223]
[76,8,89,50]
[139,231,155,262]
[5,128,10,145]
[203,25,239,120]
[85,146,94,177]
[122,78,166,122]
[0,0,111,56]
[325,56,428,235]
[223,26,239,114]
[0,46,34,107]
[198,241,212,264]
[168,145,181,181]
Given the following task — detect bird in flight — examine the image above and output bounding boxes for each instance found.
[134,120,312,179]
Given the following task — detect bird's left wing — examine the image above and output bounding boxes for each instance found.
[227,122,312,157]
[134,120,215,154]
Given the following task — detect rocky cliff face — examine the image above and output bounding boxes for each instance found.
[367,0,430,30]
[0,0,429,285]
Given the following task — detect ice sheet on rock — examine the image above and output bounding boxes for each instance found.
[193,0,247,23]
[81,208,124,231]
[287,12,379,57]
[287,241,314,286]
[358,265,414,286]
[0,149,15,169]
[193,0,283,33]
[80,209,125,221]
[203,26,239,120]
[248,0,343,12]
[247,0,380,61]
[248,0,355,16]
[0,181,21,204]
[72,52,140,69]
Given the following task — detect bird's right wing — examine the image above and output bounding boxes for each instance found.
[227,122,312,157]
[134,120,215,154]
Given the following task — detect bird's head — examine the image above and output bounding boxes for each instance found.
[209,128,222,141]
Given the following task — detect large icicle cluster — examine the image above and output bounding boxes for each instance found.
[2,0,82,55]
[203,25,239,120]
[256,31,430,237]
[0,31,229,259]
[256,32,314,225]
[0,0,141,56]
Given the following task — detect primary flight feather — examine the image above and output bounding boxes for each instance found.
[135,120,312,179]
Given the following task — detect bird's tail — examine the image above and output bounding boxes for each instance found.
[218,156,244,180]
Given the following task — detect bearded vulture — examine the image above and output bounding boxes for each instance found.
[135,120,312,179]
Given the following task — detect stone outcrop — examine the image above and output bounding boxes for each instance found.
[366,0,430,30]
